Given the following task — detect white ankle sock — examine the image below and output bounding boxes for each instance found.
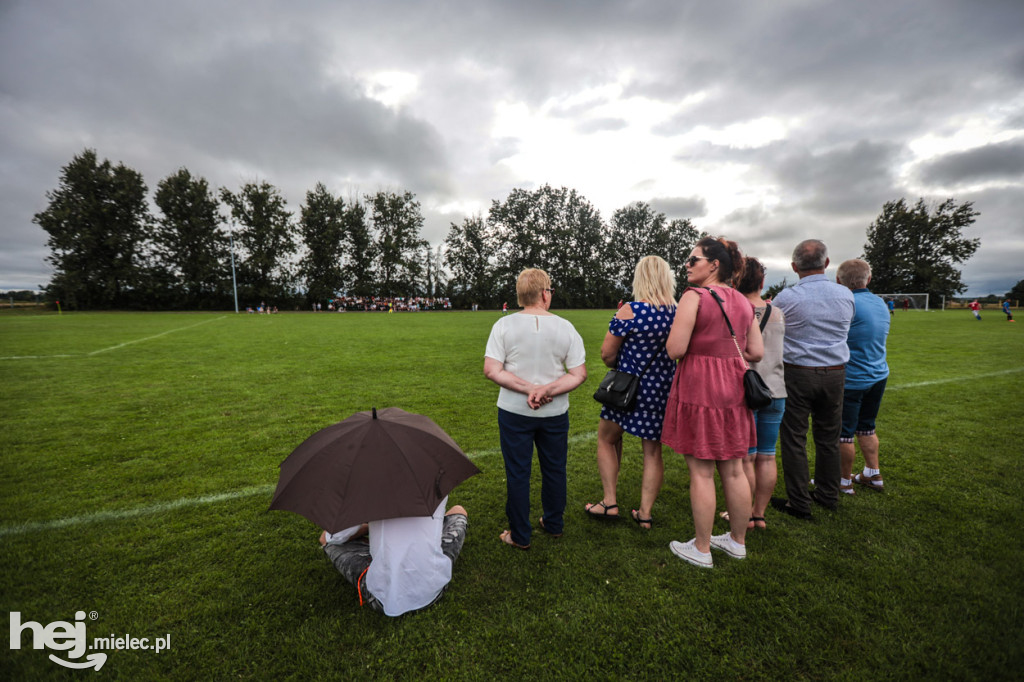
[864,467,880,477]
[841,477,851,486]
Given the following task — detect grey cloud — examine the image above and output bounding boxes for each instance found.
[2,0,1024,295]
[918,141,1024,186]
[575,118,628,134]
[488,138,520,165]
[767,140,904,215]
[649,196,707,219]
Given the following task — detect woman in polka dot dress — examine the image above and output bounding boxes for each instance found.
[585,256,677,528]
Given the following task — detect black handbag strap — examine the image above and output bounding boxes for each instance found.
[704,288,750,370]
[759,303,772,333]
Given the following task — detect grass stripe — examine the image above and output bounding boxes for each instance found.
[0,485,274,538]
[5,364,1020,538]
[889,367,1024,390]
[0,433,599,537]
[0,316,225,360]
[86,316,225,355]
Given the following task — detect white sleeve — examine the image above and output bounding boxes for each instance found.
[564,322,586,369]
[323,524,362,545]
[484,320,506,362]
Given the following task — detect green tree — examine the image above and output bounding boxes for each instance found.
[605,202,700,298]
[153,168,229,309]
[444,215,495,307]
[422,243,446,299]
[666,219,703,293]
[298,183,347,305]
[220,182,296,304]
[862,198,980,301]
[488,185,611,307]
[764,277,789,301]
[33,149,152,309]
[1006,279,1024,301]
[367,190,427,297]
[340,200,374,296]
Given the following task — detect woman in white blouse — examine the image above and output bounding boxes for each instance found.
[484,268,587,550]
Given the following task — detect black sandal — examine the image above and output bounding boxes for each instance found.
[585,501,620,519]
[631,509,653,529]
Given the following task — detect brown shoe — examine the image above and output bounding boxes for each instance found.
[853,472,884,492]
[840,480,855,495]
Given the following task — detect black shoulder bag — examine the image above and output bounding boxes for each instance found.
[593,355,659,412]
[593,322,664,412]
[706,289,773,410]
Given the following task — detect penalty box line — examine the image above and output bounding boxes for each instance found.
[0,434,597,538]
[0,316,226,361]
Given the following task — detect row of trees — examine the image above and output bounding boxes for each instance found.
[34,150,438,310]
[33,149,983,310]
[33,150,702,310]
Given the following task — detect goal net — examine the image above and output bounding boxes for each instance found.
[877,293,930,311]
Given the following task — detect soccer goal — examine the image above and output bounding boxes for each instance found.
[877,293,930,311]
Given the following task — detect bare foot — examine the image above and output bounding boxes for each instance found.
[499,529,530,550]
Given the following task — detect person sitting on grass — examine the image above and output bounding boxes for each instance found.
[320,499,468,617]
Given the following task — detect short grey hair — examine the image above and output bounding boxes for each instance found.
[792,239,828,271]
[837,259,871,289]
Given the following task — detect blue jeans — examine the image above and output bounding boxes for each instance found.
[497,408,569,546]
[748,398,786,455]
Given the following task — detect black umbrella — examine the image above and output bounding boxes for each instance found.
[269,407,480,533]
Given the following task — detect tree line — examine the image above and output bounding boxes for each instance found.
[32,149,982,310]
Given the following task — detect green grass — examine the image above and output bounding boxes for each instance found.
[2,309,1022,680]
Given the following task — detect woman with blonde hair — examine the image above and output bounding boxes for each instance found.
[586,256,677,528]
[663,237,763,569]
[484,268,587,550]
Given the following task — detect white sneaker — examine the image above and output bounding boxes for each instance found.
[669,539,713,568]
[709,532,747,560]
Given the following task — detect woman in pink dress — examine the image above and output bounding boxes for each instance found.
[662,237,764,569]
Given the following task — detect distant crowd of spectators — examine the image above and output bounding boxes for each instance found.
[315,296,453,312]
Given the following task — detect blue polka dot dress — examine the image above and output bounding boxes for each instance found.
[600,301,677,440]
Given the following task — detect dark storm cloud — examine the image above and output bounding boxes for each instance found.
[1,0,1022,294]
[918,141,1024,186]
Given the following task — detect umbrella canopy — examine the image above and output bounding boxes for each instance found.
[269,407,480,533]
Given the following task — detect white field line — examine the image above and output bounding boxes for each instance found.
[0,316,225,360]
[887,366,1024,390]
[5,367,1019,538]
[0,434,598,538]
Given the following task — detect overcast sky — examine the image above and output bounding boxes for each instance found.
[2,0,1022,297]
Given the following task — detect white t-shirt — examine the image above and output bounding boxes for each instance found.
[484,312,587,418]
[365,498,451,616]
[324,498,452,617]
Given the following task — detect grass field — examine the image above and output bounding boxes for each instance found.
[2,308,1022,680]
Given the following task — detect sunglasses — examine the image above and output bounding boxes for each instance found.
[686,256,710,267]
